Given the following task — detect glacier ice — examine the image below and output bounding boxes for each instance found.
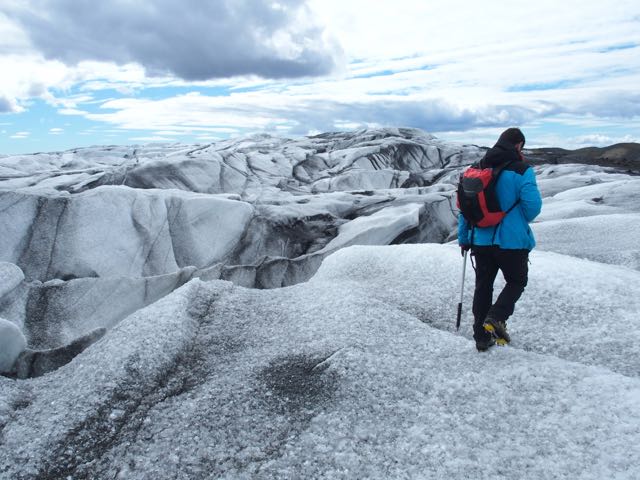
[0,245,639,478]
[0,129,639,478]
[0,318,26,373]
[0,129,473,347]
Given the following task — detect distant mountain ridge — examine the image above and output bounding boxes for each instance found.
[526,142,640,172]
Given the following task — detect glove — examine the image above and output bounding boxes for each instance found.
[460,244,471,256]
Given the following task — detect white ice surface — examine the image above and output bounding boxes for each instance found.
[539,177,640,213]
[533,213,640,270]
[531,167,640,271]
[1,244,639,479]
[0,317,26,373]
[534,165,640,223]
[534,163,632,198]
[0,262,24,298]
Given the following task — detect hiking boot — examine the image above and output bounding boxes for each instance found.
[475,337,495,352]
[483,317,510,345]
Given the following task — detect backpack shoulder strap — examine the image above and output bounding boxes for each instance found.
[494,160,520,213]
[491,160,514,178]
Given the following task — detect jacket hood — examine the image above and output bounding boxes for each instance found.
[481,139,522,168]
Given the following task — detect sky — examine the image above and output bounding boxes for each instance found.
[0,0,639,154]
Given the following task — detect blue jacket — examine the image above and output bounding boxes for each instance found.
[458,142,542,250]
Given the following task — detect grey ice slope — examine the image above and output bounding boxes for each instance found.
[1,245,639,479]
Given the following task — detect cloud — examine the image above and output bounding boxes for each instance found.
[573,134,616,145]
[8,0,341,80]
[82,90,543,138]
[279,98,541,135]
[571,133,640,146]
[2,0,638,152]
[576,91,640,119]
[10,131,29,139]
[0,96,15,113]
[355,100,537,132]
[49,127,63,134]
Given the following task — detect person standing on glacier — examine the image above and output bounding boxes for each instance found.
[458,128,542,351]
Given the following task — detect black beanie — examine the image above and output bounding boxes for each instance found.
[497,128,525,147]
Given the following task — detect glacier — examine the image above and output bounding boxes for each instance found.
[1,246,639,479]
[0,128,475,347]
[0,128,639,479]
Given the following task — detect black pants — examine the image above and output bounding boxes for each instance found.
[472,246,529,342]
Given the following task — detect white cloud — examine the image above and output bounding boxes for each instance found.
[45,93,93,109]
[0,54,68,104]
[571,133,640,146]
[10,131,29,139]
[49,127,63,134]
[308,0,639,63]
[0,52,161,113]
[573,134,615,145]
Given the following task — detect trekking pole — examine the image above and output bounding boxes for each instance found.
[456,250,468,331]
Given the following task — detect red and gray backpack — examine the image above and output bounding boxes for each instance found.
[456,161,519,227]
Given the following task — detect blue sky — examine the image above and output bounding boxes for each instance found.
[1,0,639,154]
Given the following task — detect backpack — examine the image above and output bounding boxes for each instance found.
[456,161,518,228]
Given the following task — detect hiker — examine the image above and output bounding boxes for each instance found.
[458,128,542,351]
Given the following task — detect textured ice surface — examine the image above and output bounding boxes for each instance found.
[533,213,640,270]
[1,245,639,479]
[0,262,23,298]
[0,318,26,372]
[532,165,640,271]
[313,245,640,377]
[533,163,632,198]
